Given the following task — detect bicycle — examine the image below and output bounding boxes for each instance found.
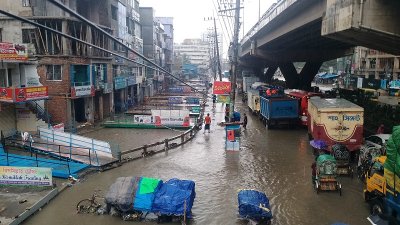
[76,190,103,214]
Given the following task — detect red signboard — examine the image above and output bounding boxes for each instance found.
[14,86,49,102]
[0,42,28,61]
[0,87,14,102]
[213,81,231,95]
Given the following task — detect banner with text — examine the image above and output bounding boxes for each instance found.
[0,42,28,61]
[151,109,190,127]
[213,81,231,94]
[15,86,49,102]
[0,166,52,186]
[0,87,13,102]
[217,95,231,103]
[71,85,95,98]
[134,115,153,124]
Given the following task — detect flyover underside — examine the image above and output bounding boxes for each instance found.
[322,28,400,56]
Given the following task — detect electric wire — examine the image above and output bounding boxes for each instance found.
[46,0,208,96]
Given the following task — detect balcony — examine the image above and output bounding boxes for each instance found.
[0,86,48,103]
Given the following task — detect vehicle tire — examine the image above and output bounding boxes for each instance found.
[76,199,93,213]
[266,120,272,129]
[370,199,384,216]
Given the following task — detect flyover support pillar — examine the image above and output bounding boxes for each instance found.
[299,61,323,90]
[279,63,299,89]
[279,61,322,90]
[265,65,277,83]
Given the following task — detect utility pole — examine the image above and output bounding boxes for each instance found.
[214,17,222,81]
[229,0,241,121]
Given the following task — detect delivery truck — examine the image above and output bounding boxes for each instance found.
[307,97,364,151]
[242,76,259,101]
[259,95,299,129]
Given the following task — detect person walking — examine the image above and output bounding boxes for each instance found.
[204,113,211,133]
[212,94,217,108]
[242,113,248,129]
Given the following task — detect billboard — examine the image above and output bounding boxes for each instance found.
[151,109,190,127]
[0,42,28,61]
[0,166,52,186]
[15,86,49,102]
[213,81,231,94]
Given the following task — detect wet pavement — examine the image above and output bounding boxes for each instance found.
[21,95,370,225]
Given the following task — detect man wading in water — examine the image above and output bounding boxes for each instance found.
[204,113,211,133]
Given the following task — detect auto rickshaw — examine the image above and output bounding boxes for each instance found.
[314,154,342,195]
[331,143,354,178]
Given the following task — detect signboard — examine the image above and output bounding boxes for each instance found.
[103,83,113,94]
[114,76,127,90]
[0,87,13,102]
[168,97,183,104]
[186,97,200,104]
[0,42,28,61]
[217,95,231,103]
[127,76,136,86]
[362,78,381,90]
[151,109,190,127]
[191,106,201,114]
[71,85,94,98]
[168,87,183,93]
[213,81,231,94]
[134,115,153,124]
[390,80,400,89]
[0,166,52,186]
[15,86,49,102]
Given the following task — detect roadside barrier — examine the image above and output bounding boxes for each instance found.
[119,99,206,162]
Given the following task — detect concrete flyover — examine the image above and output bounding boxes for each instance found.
[239,0,400,90]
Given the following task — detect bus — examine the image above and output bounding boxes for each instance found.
[285,90,323,126]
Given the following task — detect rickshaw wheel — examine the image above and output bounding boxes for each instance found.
[339,187,342,196]
[370,199,384,216]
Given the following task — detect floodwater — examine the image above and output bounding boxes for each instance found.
[22,97,370,225]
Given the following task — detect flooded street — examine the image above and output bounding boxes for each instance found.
[22,98,370,225]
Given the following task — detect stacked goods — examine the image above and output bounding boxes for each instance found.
[103,176,196,221]
[384,126,400,191]
[152,179,196,218]
[238,189,272,222]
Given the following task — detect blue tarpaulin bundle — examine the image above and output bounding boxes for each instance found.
[133,177,162,212]
[238,189,272,222]
[152,178,196,218]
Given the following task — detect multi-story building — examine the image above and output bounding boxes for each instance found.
[0,0,146,132]
[139,7,167,95]
[353,46,400,80]
[174,39,210,75]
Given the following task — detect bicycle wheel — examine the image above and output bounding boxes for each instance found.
[77,199,95,214]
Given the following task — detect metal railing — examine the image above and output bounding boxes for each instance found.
[241,0,298,45]
[119,100,206,161]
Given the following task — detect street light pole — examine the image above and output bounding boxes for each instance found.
[229,0,241,121]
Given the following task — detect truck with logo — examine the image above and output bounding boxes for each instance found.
[307,97,364,152]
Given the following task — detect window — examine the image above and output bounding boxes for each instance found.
[111,5,118,20]
[22,29,32,43]
[22,0,31,7]
[46,65,62,80]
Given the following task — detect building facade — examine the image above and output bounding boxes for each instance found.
[0,0,148,132]
[353,46,400,80]
[174,39,210,75]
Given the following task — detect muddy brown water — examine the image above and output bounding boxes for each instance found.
[22,99,370,225]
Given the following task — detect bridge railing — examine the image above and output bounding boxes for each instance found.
[241,0,298,45]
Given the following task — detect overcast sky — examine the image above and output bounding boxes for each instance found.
[140,0,275,58]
